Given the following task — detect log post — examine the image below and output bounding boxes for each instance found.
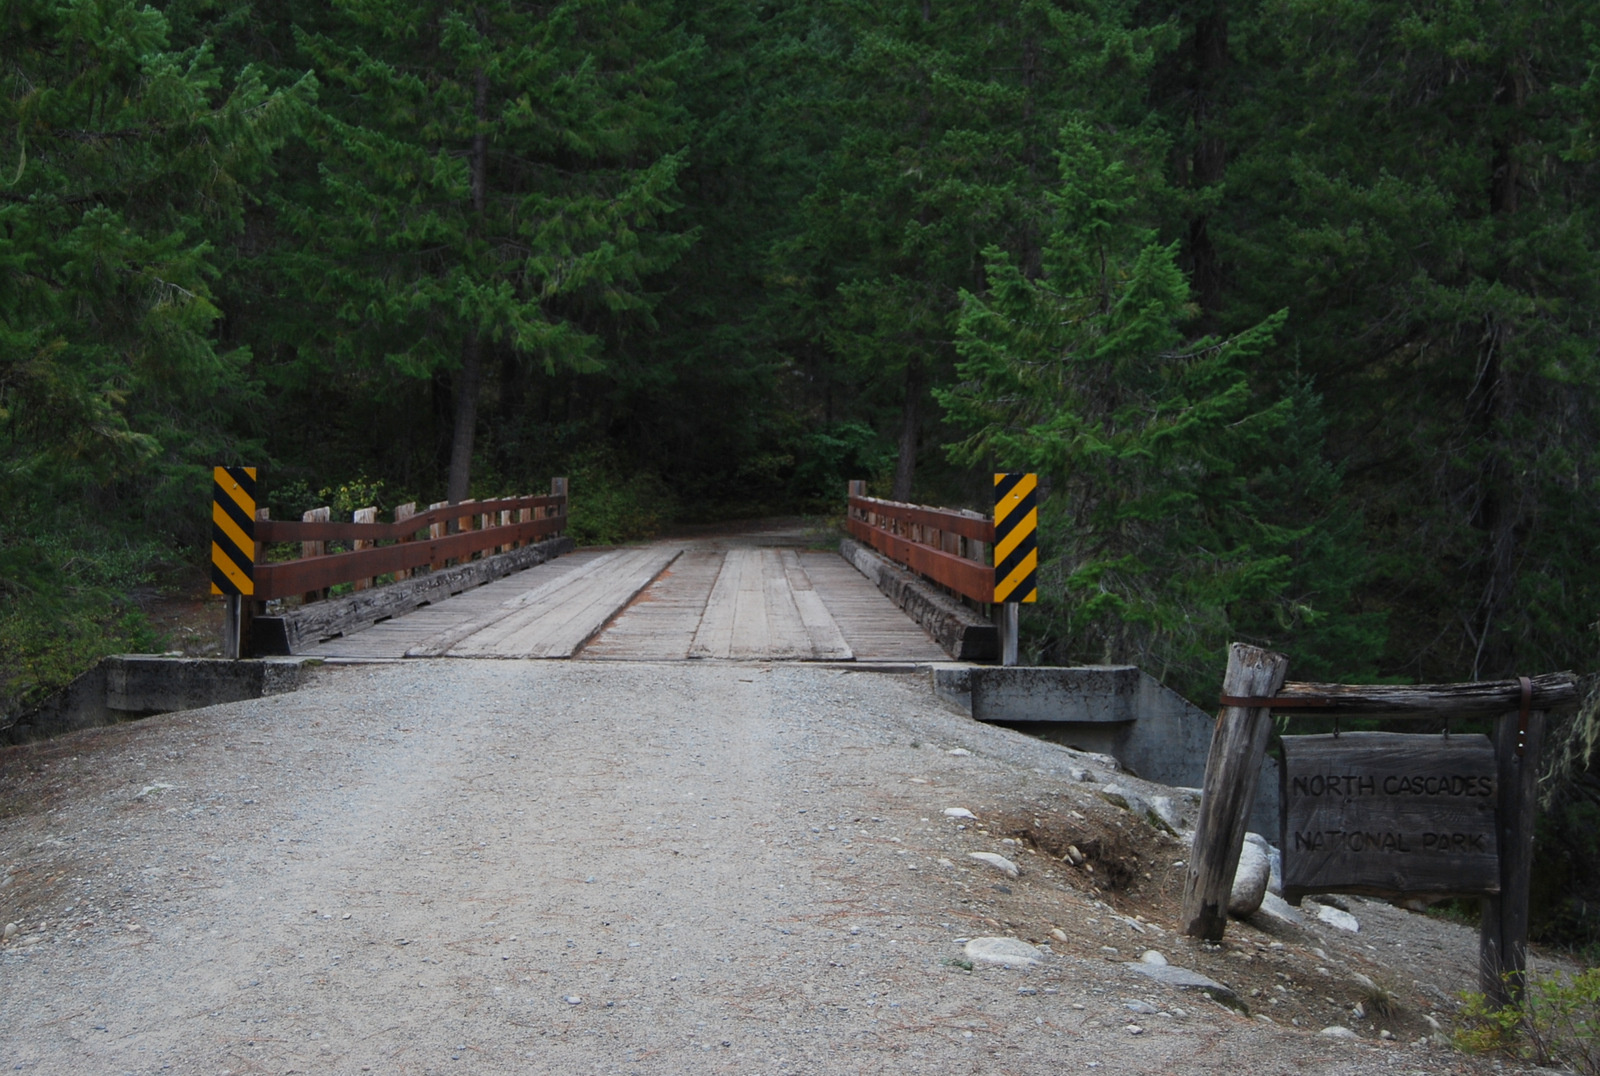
[1480,705,1546,1006]
[550,477,568,534]
[393,502,417,581]
[428,500,449,570]
[301,506,329,604]
[351,506,377,590]
[1181,643,1291,940]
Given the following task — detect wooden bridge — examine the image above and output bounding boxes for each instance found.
[300,526,949,663]
[219,478,1006,663]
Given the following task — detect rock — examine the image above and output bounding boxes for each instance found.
[1147,796,1182,832]
[968,852,1020,878]
[1063,844,1086,866]
[2,922,15,941]
[1253,891,1305,928]
[942,808,977,820]
[1139,950,1168,966]
[1050,928,1068,943]
[563,995,582,1005]
[1125,1024,1144,1035]
[1068,767,1093,782]
[1319,1026,1358,1040]
[1229,839,1272,917]
[1098,784,1145,816]
[1082,752,1122,773]
[946,748,971,757]
[1315,903,1361,933]
[963,937,1042,967]
[1126,963,1240,1006]
[1125,1000,1159,1014]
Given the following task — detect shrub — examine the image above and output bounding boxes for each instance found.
[1455,968,1600,1074]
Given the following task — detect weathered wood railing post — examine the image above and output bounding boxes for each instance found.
[352,506,377,590]
[1181,643,1290,940]
[393,502,417,581]
[1482,696,1546,1006]
[301,506,330,604]
[428,500,448,570]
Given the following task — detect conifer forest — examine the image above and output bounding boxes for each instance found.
[4,0,1600,946]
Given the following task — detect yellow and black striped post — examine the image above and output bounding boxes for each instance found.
[211,466,257,658]
[993,472,1038,666]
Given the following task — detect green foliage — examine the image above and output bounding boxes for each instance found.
[563,454,675,547]
[0,510,169,718]
[937,131,1383,695]
[1456,969,1600,1075]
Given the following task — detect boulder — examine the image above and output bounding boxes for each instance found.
[1228,837,1272,917]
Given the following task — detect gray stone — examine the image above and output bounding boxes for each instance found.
[1125,1000,1159,1014]
[1126,963,1239,1005]
[1253,891,1305,928]
[942,807,977,820]
[1098,784,1146,817]
[1319,1026,1358,1040]
[963,937,1042,967]
[1314,903,1361,933]
[1138,950,1168,966]
[1229,838,1272,917]
[968,852,1020,878]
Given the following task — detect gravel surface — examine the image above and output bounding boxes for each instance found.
[0,660,1529,1074]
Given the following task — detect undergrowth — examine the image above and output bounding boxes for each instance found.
[1455,968,1600,1074]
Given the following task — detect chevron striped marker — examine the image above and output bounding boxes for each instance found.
[993,472,1037,603]
[210,466,257,597]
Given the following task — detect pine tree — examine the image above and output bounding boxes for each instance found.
[277,0,695,501]
[938,122,1381,695]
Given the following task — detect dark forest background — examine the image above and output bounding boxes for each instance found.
[4,0,1600,951]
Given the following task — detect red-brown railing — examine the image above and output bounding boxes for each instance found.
[251,480,567,602]
[846,480,993,604]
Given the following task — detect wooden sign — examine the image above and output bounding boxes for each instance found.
[1279,732,1498,901]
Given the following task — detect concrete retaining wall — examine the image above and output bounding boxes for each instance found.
[4,656,320,745]
[933,664,1280,835]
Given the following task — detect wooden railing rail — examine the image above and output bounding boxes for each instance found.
[846,480,994,605]
[251,481,567,603]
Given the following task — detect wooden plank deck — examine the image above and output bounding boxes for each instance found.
[447,546,681,658]
[299,550,610,659]
[302,537,950,663]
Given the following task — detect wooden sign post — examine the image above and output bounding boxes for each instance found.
[1181,652,1575,1010]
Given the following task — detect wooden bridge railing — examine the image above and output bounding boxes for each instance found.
[846,480,994,605]
[251,478,568,602]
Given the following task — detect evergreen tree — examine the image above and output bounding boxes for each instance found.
[0,0,310,711]
[277,0,695,502]
[939,123,1382,694]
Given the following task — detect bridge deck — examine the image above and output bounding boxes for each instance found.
[301,534,948,663]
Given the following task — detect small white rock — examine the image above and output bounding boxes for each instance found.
[563,995,582,1005]
[968,852,1020,878]
[942,808,977,820]
[1315,904,1361,933]
[1125,1024,1144,1035]
[2,922,16,941]
[1138,950,1167,966]
[946,748,971,756]
[1319,1026,1358,1040]
[964,936,1042,967]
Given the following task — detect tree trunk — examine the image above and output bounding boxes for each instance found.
[447,63,491,507]
[1185,2,1228,324]
[891,357,923,501]
[446,330,482,505]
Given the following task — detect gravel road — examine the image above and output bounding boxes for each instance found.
[0,660,1513,1074]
